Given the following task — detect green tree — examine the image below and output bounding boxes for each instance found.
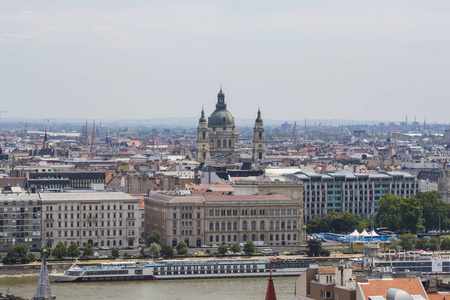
[149,243,161,258]
[389,237,400,254]
[124,252,129,259]
[2,244,32,264]
[430,237,441,252]
[230,243,241,253]
[68,242,81,259]
[243,241,256,256]
[375,194,402,231]
[399,196,424,233]
[415,238,430,251]
[111,248,119,258]
[399,233,416,251]
[52,242,68,259]
[415,191,448,231]
[217,245,228,256]
[82,244,94,258]
[161,245,174,258]
[205,249,211,255]
[147,230,162,246]
[140,247,149,258]
[176,241,188,255]
[307,238,322,257]
[441,237,450,252]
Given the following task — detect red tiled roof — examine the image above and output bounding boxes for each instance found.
[359,278,426,300]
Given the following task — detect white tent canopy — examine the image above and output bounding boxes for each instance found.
[348,229,360,238]
[369,230,379,237]
[360,229,370,237]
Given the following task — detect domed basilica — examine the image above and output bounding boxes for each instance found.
[196,87,266,162]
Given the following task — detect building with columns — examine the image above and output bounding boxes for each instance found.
[196,87,266,162]
[144,185,305,248]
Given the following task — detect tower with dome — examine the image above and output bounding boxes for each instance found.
[196,87,266,162]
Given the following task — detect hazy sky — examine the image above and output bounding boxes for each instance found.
[1,1,450,123]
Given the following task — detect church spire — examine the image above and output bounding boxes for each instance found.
[33,246,55,300]
[256,106,263,123]
[84,120,90,146]
[216,85,226,110]
[43,131,49,149]
[92,120,97,145]
[199,106,207,122]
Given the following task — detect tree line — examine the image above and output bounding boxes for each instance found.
[307,191,448,234]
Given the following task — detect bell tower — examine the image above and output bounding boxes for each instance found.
[196,107,210,161]
[252,107,266,161]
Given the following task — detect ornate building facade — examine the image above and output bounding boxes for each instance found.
[196,87,266,162]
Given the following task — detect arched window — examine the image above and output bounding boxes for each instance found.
[221,222,225,231]
[228,139,231,147]
[275,221,280,229]
[216,235,219,242]
[251,221,256,230]
[252,234,256,241]
[293,234,297,240]
[260,234,265,241]
[260,221,265,230]
[259,132,262,139]
[242,221,247,230]
[172,238,177,247]
[223,139,227,148]
[287,234,291,240]
[217,140,221,147]
[270,234,273,241]
[243,234,247,242]
[270,221,274,230]
[215,222,219,231]
[259,152,262,159]
[210,236,213,242]
[222,235,225,242]
[228,235,231,242]
[227,222,232,231]
[209,222,214,231]
[233,221,238,230]
[293,221,297,229]
[281,221,285,229]
[287,221,291,229]
[282,234,285,241]
[202,132,205,139]
[234,235,237,242]
[276,234,279,241]
[184,238,189,247]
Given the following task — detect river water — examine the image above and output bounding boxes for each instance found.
[0,276,296,300]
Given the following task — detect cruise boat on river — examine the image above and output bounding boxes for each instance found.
[51,258,314,282]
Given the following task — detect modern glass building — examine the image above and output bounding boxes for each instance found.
[284,171,418,222]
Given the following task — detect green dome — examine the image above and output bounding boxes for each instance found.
[208,109,235,126]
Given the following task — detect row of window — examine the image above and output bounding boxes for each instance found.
[208,233,298,243]
[208,220,298,231]
[45,204,135,212]
[208,208,298,217]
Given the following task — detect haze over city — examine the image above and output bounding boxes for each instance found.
[1,1,450,123]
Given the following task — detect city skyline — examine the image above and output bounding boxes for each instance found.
[1,1,450,122]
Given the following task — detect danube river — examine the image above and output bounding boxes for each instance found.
[0,276,295,300]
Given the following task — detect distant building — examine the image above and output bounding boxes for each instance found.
[41,191,139,249]
[27,171,105,190]
[0,193,42,251]
[196,87,266,161]
[144,191,304,248]
[284,171,418,222]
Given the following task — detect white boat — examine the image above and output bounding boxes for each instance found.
[51,258,313,282]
